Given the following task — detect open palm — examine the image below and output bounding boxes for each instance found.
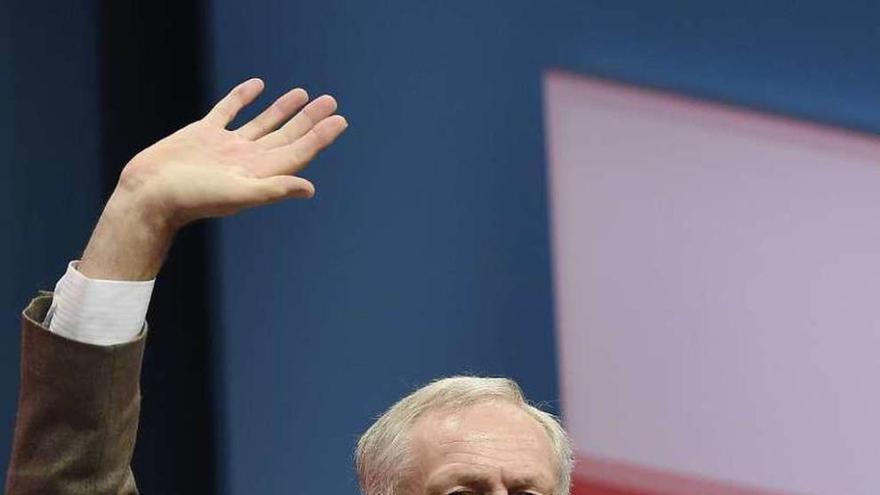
[120,78,348,227]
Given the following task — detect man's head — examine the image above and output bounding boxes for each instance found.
[356,376,574,495]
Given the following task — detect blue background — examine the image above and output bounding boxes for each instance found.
[1,1,879,492]
[0,0,103,476]
[207,1,879,494]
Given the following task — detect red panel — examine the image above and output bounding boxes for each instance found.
[572,454,790,495]
[573,475,646,495]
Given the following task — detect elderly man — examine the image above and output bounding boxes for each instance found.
[4,80,573,495]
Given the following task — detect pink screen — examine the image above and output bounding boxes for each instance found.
[544,71,880,495]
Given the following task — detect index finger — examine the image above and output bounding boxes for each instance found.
[203,78,265,128]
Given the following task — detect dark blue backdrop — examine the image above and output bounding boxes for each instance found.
[208,1,879,494]
[0,0,103,476]
[1,3,216,491]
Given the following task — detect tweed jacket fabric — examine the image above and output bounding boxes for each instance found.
[5,293,146,495]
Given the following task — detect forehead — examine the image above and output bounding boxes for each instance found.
[406,401,557,493]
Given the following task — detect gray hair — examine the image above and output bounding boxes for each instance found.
[355,376,574,495]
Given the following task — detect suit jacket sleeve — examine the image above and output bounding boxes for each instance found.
[5,293,146,495]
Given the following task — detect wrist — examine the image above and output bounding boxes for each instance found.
[107,179,178,234]
[78,186,177,281]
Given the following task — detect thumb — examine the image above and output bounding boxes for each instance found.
[241,175,315,208]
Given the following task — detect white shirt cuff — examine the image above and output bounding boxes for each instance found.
[44,261,155,346]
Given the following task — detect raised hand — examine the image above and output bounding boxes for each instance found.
[78,79,348,280]
[121,78,347,226]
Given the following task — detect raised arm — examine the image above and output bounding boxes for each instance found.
[5,79,347,495]
[81,78,347,281]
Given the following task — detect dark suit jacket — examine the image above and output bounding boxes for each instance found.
[5,293,146,495]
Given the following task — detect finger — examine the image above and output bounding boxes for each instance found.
[203,78,265,128]
[256,94,338,149]
[257,115,348,177]
[235,87,309,140]
[233,175,316,209]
